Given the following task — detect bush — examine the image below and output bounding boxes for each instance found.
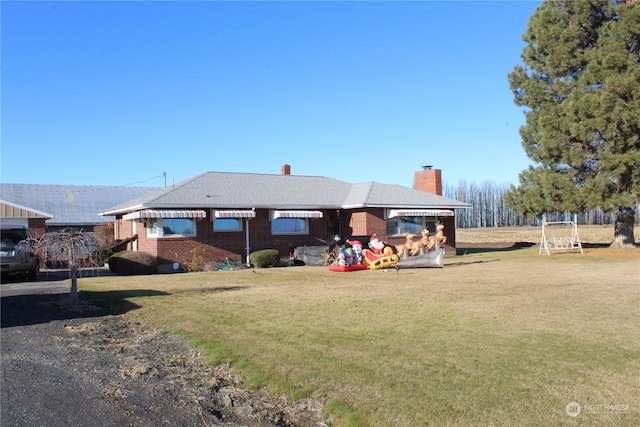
[108,251,158,275]
[249,249,280,268]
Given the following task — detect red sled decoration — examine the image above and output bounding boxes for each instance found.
[362,246,399,270]
[328,264,368,272]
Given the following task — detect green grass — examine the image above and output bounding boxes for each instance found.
[80,246,640,426]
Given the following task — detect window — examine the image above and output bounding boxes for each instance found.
[271,218,309,235]
[386,217,437,237]
[213,218,243,232]
[146,218,196,238]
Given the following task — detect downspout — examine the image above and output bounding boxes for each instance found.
[245,215,251,267]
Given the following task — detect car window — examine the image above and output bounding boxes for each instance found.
[1,230,29,246]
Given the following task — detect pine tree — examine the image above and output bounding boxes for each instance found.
[506,0,639,247]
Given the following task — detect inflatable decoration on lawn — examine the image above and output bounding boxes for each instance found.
[396,232,420,257]
[329,240,368,272]
[396,224,446,268]
[348,240,364,264]
[420,228,430,250]
[345,247,354,265]
[428,223,447,251]
[363,234,399,270]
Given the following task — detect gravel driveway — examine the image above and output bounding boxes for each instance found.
[1,280,329,427]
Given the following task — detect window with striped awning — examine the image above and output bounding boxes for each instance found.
[213,210,256,219]
[386,209,454,219]
[123,210,207,220]
[271,210,323,219]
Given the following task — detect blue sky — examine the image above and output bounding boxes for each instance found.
[1,1,540,189]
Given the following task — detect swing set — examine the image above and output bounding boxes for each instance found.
[539,219,583,255]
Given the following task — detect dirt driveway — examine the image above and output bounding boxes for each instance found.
[1,278,329,427]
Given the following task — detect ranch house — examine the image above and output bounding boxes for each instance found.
[100,165,471,267]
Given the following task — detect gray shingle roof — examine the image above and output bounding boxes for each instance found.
[0,184,158,225]
[101,171,471,215]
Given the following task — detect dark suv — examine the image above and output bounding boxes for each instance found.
[1,226,39,281]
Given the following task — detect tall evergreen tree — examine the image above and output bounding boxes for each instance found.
[506,0,639,247]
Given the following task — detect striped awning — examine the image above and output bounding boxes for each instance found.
[123,209,207,220]
[214,210,256,219]
[387,209,454,219]
[271,210,323,219]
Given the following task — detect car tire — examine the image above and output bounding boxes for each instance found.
[27,266,39,282]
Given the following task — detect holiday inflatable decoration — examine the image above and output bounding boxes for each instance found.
[348,240,365,264]
[396,240,445,268]
[329,240,369,272]
[427,223,447,251]
[329,263,368,272]
[363,234,399,270]
[396,225,447,268]
[396,232,420,257]
[420,228,430,249]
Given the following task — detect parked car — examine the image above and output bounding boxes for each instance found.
[0,226,39,281]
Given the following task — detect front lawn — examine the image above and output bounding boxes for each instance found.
[80,246,639,426]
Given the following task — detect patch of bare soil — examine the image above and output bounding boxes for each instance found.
[1,296,330,427]
[67,316,329,426]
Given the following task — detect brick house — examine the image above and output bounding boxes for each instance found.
[100,165,471,267]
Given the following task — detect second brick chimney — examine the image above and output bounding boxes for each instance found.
[414,166,442,195]
[281,164,291,175]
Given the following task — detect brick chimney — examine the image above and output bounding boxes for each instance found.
[281,164,291,175]
[414,166,442,195]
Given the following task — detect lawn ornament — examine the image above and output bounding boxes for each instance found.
[345,247,354,265]
[368,234,385,254]
[337,248,347,266]
[329,263,368,272]
[395,245,444,268]
[427,223,447,251]
[396,224,447,268]
[363,234,399,270]
[420,228,430,251]
[396,232,420,257]
[348,240,364,264]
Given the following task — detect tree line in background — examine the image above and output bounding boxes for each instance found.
[444,181,640,229]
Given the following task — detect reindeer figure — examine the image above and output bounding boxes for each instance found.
[396,232,419,257]
[427,223,447,251]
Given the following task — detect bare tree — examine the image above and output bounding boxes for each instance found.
[29,228,104,302]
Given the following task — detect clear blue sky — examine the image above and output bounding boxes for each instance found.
[1,1,540,189]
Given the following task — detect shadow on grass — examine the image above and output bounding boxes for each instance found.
[84,286,249,314]
[445,258,502,268]
[187,286,248,295]
[455,242,536,255]
[80,289,172,315]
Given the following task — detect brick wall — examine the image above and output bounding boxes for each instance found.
[28,218,47,239]
[115,209,333,266]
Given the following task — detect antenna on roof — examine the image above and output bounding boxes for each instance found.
[163,171,167,188]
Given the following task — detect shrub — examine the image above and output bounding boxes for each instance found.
[108,251,158,275]
[249,249,280,268]
[180,246,205,272]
